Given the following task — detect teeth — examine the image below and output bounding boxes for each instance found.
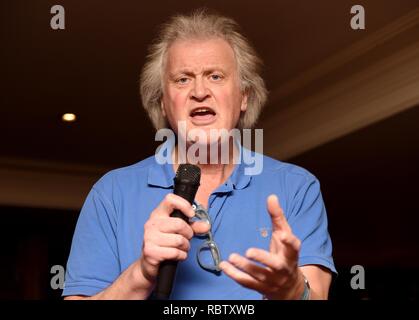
[190,107,216,117]
[191,108,213,115]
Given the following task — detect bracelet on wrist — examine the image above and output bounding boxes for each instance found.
[299,275,311,300]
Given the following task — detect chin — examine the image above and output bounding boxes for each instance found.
[189,126,239,146]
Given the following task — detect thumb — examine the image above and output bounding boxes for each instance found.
[191,220,211,235]
[267,194,287,232]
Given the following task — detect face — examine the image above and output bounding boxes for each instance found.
[161,38,247,143]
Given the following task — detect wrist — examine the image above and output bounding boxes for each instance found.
[127,260,155,298]
[89,261,154,300]
[264,269,307,300]
[288,270,308,300]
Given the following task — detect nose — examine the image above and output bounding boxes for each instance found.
[191,77,210,101]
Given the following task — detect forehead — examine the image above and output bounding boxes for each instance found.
[164,37,237,73]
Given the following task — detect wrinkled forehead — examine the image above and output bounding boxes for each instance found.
[163,37,238,76]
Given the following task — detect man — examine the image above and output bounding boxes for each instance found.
[63,9,336,300]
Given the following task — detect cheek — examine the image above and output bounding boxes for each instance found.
[164,90,188,118]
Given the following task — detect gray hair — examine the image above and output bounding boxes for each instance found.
[140,8,268,130]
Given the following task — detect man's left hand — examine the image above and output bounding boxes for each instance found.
[219,194,305,300]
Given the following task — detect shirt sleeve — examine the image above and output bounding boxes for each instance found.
[62,186,120,297]
[287,175,337,274]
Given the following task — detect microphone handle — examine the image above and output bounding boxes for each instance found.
[153,209,188,300]
[153,183,198,300]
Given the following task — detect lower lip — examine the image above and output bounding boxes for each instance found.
[189,114,217,125]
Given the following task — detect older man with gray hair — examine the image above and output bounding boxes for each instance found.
[63,9,336,300]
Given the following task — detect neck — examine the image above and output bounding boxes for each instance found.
[172,138,238,185]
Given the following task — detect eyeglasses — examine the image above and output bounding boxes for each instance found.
[192,203,222,273]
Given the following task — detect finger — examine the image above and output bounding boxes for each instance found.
[228,253,271,283]
[219,261,269,293]
[267,195,290,233]
[156,246,188,261]
[155,217,194,239]
[152,193,196,219]
[190,220,211,235]
[269,233,280,253]
[245,247,285,271]
[279,232,301,262]
[270,231,290,253]
[143,244,187,265]
[149,233,191,252]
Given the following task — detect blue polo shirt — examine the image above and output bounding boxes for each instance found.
[63,144,336,299]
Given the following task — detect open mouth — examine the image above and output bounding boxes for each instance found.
[189,107,217,123]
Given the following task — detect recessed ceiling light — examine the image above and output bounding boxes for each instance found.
[62,113,76,122]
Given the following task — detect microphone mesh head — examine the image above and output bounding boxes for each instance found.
[175,164,201,185]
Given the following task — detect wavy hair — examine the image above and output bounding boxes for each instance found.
[140,8,268,130]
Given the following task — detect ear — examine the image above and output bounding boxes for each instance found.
[160,100,166,117]
[240,91,248,112]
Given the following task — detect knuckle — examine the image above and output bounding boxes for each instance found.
[144,225,159,239]
[163,248,186,261]
[143,233,152,244]
[273,260,284,271]
[174,218,186,231]
[295,238,301,250]
[144,220,153,230]
[178,236,190,251]
[257,273,267,283]
[175,235,184,247]
[185,239,191,251]
[180,237,190,250]
[142,243,154,258]
[283,265,293,277]
[184,226,194,239]
[178,250,187,260]
[148,258,159,266]
[164,193,175,203]
[145,218,162,231]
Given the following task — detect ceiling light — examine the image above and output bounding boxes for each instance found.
[62,113,76,122]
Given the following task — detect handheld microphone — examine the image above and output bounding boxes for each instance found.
[153,164,201,300]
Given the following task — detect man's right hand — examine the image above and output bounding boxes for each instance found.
[65,193,209,300]
[135,193,210,291]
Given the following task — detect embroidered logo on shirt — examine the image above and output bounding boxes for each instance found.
[258,227,270,238]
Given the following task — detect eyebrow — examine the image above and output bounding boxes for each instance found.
[169,67,228,78]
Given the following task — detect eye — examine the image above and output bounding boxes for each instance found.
[210,74,222,81]
[176,77,190,84]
